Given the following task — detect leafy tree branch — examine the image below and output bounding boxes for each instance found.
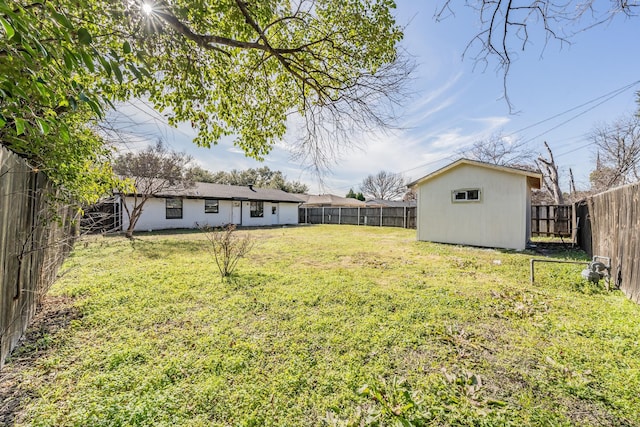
[1,0,409,203]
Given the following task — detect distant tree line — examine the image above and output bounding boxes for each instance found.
[345,188,365,201]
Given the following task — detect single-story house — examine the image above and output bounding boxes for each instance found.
[299,194,366,208]
[115,181,305,231]
[408,158,542,250]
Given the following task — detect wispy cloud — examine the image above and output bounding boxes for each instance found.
[469,116,510,130]
[402,72,464,128]
[226,147,245,154]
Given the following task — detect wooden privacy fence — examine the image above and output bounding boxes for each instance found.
[577,183,640,303]
[299,206,416,229]
[0,145,77,368]
[531,204,573,237]
[300,205,575,236]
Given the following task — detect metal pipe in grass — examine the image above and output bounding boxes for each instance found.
[530,258,590,285]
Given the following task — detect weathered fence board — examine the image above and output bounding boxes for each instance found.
[299,206,416,229]
[575,201,592,255]
[582,182,640,303]
[0,145,76,368]
[531,205,572,237]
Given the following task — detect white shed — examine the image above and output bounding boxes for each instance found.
[409,159,542,250]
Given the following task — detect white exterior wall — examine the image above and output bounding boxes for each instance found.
[277,203,299,225]
[238,201,299,226]
[416,164,529,250]
[120,196,299,231]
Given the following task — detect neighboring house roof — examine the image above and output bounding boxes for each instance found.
[408,158,542,189]
[365,199,416,208]
[118,180,305,203]
[299,194,367,207]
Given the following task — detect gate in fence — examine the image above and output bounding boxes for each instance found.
[531,204,573,238]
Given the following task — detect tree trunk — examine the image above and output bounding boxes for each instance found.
[537,141,564,205]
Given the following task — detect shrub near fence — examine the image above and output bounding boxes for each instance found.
[584,182,640,303]
[299,206,416,229]
[0,145,77,368]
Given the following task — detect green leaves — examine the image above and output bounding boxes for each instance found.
[0,16,15,39]
[77,27,92,45]
[14,118,26,135]
[81,50,95,72]
[51,10,74,30]
[0,0,405,205]
[111,60,123,83]
[36,118,51,135]
[0,0,152,203]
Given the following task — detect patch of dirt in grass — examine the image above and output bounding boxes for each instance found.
[344,251,393,269]
[0,295,80,426]
[562,396,634,427]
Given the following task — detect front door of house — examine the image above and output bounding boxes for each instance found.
[232,201,241,225]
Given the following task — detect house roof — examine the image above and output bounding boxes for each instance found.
[365,199,416,208]
[299,194,367,207]
[119,180,306,203]
[408,158,542,189]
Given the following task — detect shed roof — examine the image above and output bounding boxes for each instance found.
[119,180,305,203]
[408,158,542,189]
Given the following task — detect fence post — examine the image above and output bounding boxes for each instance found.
[403,206,407,228]
[380,207,383,227]
[338,207,341,225]
[571,203,577,245]
[357,207,360,226]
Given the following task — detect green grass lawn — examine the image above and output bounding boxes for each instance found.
[8,225,640,426]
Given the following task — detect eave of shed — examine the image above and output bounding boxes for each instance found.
[408,158,542,189]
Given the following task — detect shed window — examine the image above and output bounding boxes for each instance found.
[452,189,481,202]
[166,198,183,219]
[250,201,264,217]
[204,199,219,213]
[272,206,277,215]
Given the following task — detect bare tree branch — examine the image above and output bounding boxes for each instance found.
[435,1,640,110]
[112,140,193,238]
[360,171,407,200]
[589,114,640,191]
[536,141,564,204]
[458,132,536,167]
[124,0,413,174]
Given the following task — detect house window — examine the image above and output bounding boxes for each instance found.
[166,198,183,219]
[250,201,264,217]
[272,206,277,215]
[204,199,219,213]
[452,189,481,202]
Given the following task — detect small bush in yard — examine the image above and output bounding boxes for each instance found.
[199,224,254,279]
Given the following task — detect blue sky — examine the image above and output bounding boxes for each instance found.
[110,2,640,195]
